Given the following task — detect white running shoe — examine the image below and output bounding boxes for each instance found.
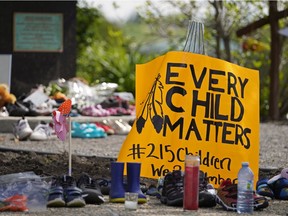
[30,122,53,141]
[13,117,33,140]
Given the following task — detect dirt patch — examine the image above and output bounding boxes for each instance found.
[0,151,157,187]
[0,150,281,187]
[0,151,113,179]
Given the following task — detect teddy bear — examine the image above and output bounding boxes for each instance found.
[0,84,16,108]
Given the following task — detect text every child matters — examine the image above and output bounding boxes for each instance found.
[164,62,250,148]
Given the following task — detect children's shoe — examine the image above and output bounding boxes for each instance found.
[267,168,288,200]
[216,179,240,211]
[60,175,86,207]
[216,179,269,211]
[146,185,159,196]
[77,173,105,205]
[198,171,216,207]
[71,122,107,138]
[30,122,53,141]
[95,122,114,135]
[96,178,111,195]
[47,177,65,207]
[0,106,9,117]
[12,117,33,140]
[6,103,29,117]
[256,178,274,199]
[103,119,131,135]
[160,170,184,206]
[269,177,288,200]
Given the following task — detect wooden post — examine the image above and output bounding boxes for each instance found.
[269,1,280,120]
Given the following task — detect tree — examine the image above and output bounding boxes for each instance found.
[76,2,152,94]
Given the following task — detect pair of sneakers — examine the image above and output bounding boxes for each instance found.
[159,170,216,207]
[13,117,53,141]
[47,173,105,208]
[47,175,86,208]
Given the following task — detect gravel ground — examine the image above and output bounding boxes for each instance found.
[0,122,287,169]
[0,121,287,215]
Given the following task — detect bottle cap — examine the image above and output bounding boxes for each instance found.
[242,162,249,166]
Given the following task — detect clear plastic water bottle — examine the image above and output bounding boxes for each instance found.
[237,162,254,214]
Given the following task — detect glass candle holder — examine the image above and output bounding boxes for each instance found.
[125,192,138,211]
[183,155,200,211]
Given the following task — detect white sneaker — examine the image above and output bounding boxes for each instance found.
[30,122,53,141]
[0,106,9,117]
[13,117,33,140]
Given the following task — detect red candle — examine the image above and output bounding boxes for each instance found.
[183,155,199,211]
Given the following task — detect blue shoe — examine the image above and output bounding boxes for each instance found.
[146,185,158,196]
[256,178,274,199]
[269,177,288,200]
[60,175,86,207]
[47,177,65,207]
[71,122,107,138]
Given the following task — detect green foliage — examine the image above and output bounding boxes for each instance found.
[76,3,153,94]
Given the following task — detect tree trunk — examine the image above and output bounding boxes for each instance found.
[269,1,280,120]
[223,35,231,62]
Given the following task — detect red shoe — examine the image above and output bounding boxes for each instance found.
[95,122,114,135]
[215,179,269,211]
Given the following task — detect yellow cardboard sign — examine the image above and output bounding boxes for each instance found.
[117,51,259,186]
